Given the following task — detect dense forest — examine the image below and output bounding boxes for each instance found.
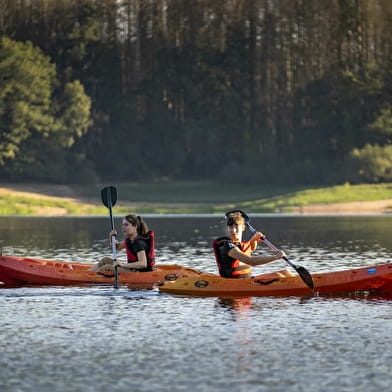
[0,0,391,185]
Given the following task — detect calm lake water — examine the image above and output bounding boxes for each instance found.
[1,215,392,392]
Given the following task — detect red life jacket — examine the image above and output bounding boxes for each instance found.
[125,231,156,271]
[212,237,252,278]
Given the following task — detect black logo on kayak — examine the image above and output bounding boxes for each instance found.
[254,278,280,285]
[165,274,178,281]
[97,272,115,278]
[195,280,209,288]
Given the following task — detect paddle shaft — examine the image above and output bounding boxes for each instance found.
[109,212,117,263]
[245,222,285,257]
[245,221,314,290]
[101,186,119,287]
[260,236,296,270]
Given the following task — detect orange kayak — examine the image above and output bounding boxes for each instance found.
[0,255,202,288]
[159,263,392,297]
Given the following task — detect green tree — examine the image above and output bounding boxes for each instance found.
[2,0,392,185]
[351,144,392,182]
[349,102,392,183]
[0,37,56,164]
[368,104,392,143]
[0,37,92,182]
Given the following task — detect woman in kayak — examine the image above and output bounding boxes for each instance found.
[92,214,155,272]
[213,211,286,278]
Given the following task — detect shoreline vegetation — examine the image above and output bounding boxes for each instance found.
[0,182,392,216]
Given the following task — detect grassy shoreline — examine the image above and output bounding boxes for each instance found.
[1,182,392,215]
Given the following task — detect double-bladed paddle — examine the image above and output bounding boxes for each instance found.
[225,209,314,290]
[101,186,119,288]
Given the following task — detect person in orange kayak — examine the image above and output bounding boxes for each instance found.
[213,211,286,278]
[92,214,155,272]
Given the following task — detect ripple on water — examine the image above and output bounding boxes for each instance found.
[1,216,392,392]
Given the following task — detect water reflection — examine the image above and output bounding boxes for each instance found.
[216,297,253,320]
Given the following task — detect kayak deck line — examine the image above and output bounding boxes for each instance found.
[158,263,392,297]
[0,255,203,287]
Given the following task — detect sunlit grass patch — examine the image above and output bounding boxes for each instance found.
[239,183,392,212]
[0,193,106,215]
[1,182,391,215]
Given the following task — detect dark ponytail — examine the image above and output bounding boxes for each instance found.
[125,214,149,235]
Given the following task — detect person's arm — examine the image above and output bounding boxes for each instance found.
[115,250,148,270]
[248,231,265,251]
[228,246,285,267]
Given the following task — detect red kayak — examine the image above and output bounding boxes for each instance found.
[159,263,392,297]
[0,255,202,288]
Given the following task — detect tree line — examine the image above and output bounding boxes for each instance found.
[0,0,391,185]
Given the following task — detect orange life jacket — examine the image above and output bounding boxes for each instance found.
[212,237,252,278]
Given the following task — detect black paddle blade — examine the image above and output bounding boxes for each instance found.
[295,266,314,290]
[101,186,117,208]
